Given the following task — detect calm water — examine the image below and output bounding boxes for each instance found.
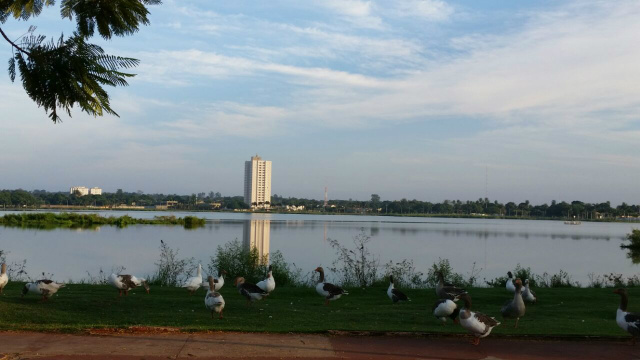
[0,210,637,284]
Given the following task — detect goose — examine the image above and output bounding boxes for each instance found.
[522,279,537,304]
[256,265,276,294]
[432,298,460,325]
[235,277,268,304]
[202,269,227,291]
[21,279,65,301]
[506,271,524,293]
[204,276,225,319]
[0,264,8,294]
[436,271,466,300]
[314,267,348,305]
[387,275,409,303]
[108,273,150,296]
[501,278,526,328]
[459,293,501,345]
[613,288,640,344]
[183,264,203,295]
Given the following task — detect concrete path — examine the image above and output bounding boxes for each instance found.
[0,331,638,360]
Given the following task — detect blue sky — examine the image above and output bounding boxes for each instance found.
[1,0,639,204]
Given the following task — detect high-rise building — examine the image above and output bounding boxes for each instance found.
[243,219,270,262]
[244,155,272,208]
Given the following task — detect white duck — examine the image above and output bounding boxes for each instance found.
[387,275,409,303]
[432,299,459,325]
[256,265,276,294]
[204,275,225,319]
[459,293,501,345]
[202,269,227,291]
[522,279,537,304]
[108,273,150,296]
[0,264,8,294]
[506,271,524,293]
[235,277,269,304]
[21,279,65,301]
[183,264,203,295]
[614,288,640,344]
[314,267,348,305]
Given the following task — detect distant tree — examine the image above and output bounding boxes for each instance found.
[1,0,161,122]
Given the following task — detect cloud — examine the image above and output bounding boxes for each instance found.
[394,0,454,21]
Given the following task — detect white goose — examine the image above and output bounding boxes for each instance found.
[614,288,640,344]
[202,269,227,291]
[314,267,348,305]
[108,273,150,296]
[432,299,459,325]
[0,264,8,294]
[21,279,65,301]
[204,276,225,319]
[256,265,276,294]
[522,279,537,304]
[506,271,524,293]
[183,264,203,295]
[459,293,501,345]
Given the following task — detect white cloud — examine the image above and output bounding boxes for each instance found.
[394,0,454,21]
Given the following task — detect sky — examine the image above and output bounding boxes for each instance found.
[0,0,639,204]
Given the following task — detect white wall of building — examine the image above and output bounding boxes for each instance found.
[243,155,272,208]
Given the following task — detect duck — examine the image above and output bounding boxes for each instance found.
[202,269,227,291]
[387,275,409,303]
[501,278,526,328]
[235,277,268,304]
[21,279,65,301]
[314,267,348,305]
[204,275,225,319]
[108,273,150,296]
[0,263,8,294]
[432,298,460,325]
[436,271,466,300]
[522,279,537,304]
[256,265,276,294]
[506,271,524,293]
[183,264,203,295]
[459,293,501,345]
[613,288,640,344]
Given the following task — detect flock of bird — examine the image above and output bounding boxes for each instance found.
[0,263,638,345]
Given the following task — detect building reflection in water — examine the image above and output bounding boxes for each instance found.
[243,220,271,263]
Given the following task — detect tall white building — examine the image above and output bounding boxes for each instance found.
[244,155,272,208]
[243,219,270,262]
[89,187,102,195]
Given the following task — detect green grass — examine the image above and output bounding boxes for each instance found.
[0,283,634,338]
[0,213,205,229]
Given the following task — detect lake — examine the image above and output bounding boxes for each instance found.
[0,210,637,285]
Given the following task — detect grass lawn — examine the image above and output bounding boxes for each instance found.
[0,282,634,338]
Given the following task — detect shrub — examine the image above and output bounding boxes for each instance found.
[149,240,197,286]
[536,270,579,288]
[208,239,266,283]
[327,230,380,287]
[382,259,428,288]
[485,264,537,288]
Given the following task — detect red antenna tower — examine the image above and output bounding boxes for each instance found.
[324,187,328,207]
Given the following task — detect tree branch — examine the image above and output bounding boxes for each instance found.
[0,26,31,56]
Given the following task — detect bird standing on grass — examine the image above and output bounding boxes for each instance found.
[522,279,537,304]
[183,264,203,295]
[235,277,268,305]
[387,275,409,303]
[506,271,524,293]
[205,275,225,319]
[22,279,65,301]
[459,293,501,345]
[432,298,459,325]
[0,264,8,294]
[501,278,526,328]
[108,273,150,296]
[314,267,348,305]
[613,288,640,345]
[436,271,466,300]
[257,265,276,294]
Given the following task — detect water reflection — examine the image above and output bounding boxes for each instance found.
[243,220,270,262]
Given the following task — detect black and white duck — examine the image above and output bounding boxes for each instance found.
[436,271,466,300]
[387,275,409,303]
[108,273,150,296]
[459,293,501,345]
[22,279,65,301]
[614,288,640,344]
[522,279,537,304]
[235,277,268,304]
[432,298,460,325]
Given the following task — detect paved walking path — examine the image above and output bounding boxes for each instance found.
[0,331,638,360]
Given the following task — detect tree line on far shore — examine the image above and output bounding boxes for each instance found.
[0,189,638,220]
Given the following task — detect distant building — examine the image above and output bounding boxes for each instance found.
[70,186,89,196]
[244,155,272,208]
[89,187,102,195]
